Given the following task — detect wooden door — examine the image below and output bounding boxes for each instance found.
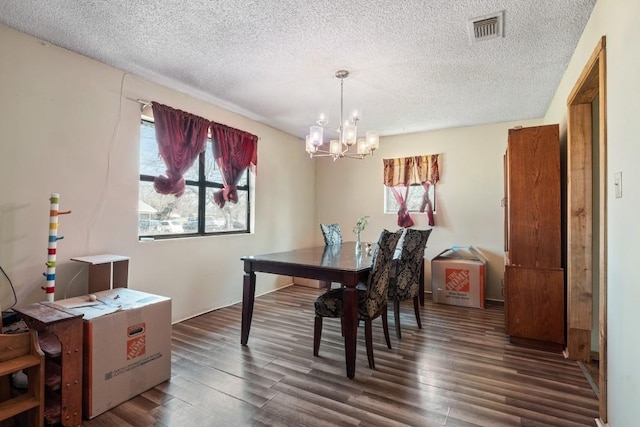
[506,125,561,268]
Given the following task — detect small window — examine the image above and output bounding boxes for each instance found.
[138,120,250,239]
[384,184,436,214]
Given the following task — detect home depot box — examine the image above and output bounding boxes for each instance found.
[56,288,171,419]
[431,246,488,308]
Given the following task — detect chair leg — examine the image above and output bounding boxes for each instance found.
[364,319,375,369]
[413,296,422,329]
[381,308,392,349]
[313,316,322,356]
[393,299,402,339]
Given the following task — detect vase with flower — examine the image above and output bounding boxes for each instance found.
[353,215,370,255]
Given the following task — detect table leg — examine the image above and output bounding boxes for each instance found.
[241,270,256,346]
[342,286,358,379]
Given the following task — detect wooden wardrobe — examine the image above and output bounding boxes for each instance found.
[503,124,565,350]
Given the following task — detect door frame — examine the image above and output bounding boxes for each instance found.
[566,36,607,422]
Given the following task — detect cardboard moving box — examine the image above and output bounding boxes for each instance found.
[56,288,171,419]
[431,246,488,309]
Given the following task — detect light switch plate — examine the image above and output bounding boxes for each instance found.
[614,172,622,198]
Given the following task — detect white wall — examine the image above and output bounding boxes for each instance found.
[544,0,640,424]
[314,119,541,301]
[0,24,316,323]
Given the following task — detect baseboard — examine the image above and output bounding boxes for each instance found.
[509,336,565,353]
[577,360,600,398]
[595,418,608,427]
[171,283,295,324]
[293,277,324,289]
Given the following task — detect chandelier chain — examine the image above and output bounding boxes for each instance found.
[340,74,344,141]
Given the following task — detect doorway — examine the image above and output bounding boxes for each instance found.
[565,36,607,422]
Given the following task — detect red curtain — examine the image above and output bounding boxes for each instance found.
[415,155,440,226]
[151,102,209,197]
[210,122,258,208]
[383,157,416,227]
[390,186,415,228]
[419,182,435,226]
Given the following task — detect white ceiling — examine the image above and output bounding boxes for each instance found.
[0,1,596,140]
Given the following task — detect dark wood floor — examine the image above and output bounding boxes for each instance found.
[82,285,599,426]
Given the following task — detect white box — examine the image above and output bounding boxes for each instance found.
[56,288,171,418]
[431,246,488,309]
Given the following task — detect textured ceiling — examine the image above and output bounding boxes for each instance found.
[0,1,596,140]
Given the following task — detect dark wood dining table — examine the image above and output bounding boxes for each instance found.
[240,242,425,378]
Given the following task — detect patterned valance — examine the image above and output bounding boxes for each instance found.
[383,154,440,187]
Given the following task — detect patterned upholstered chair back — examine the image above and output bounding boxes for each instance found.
[388,228,432,301]
[360,229,403,318]
[320,223,343,246]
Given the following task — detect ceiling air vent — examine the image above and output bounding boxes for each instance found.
[468,11,504,43]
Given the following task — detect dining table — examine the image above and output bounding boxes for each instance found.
[240,241,425,378]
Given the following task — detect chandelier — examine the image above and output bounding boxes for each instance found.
[305,70,379,161]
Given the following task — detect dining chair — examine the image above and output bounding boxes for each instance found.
[387,228,432,339]
[319,223,344,289]
[320,223,343,246]
[313,228,403,369]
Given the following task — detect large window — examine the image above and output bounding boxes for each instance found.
[384,184,436,214]
[138,120,250,238]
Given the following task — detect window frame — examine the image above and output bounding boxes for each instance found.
[138,119,251,239]
[383,183,436,214]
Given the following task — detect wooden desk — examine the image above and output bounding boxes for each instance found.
[241,242,425,378]
[13,303,83,427]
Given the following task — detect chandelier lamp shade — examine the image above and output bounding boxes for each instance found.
[305,70,379,161]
